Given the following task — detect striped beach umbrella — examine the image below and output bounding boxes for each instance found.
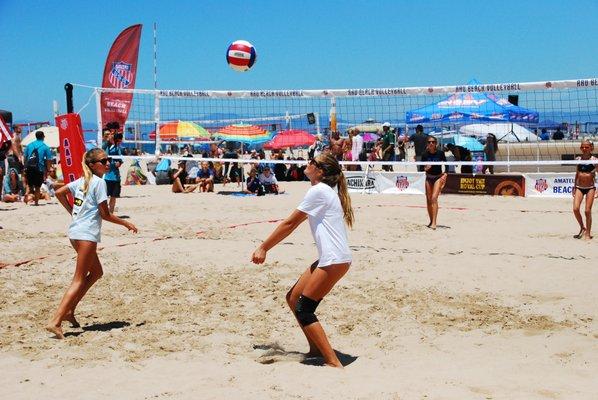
[150,120,211,141]
[213,124,272,144]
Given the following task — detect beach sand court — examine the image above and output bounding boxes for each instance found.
[1,182,596,399]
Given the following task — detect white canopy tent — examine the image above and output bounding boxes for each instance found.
[21,126,60,148]
[459,123,539,142]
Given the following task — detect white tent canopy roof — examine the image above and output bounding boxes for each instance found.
[459,123,539,142]
[21,126,60,148]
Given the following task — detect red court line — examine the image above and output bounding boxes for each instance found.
[196,219,284,235]
[1,202,564,270]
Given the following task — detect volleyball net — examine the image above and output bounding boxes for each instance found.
[72,77,598,176]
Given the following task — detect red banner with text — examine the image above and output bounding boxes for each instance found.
[100,24,142,129]
[56,113,86,186]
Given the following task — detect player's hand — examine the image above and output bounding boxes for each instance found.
[125,221,138,233]
[251,246,266,264]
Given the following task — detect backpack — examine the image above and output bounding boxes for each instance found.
[26,146,40,172]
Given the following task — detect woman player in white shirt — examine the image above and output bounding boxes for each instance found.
[46,148,137,339]
[252,153,354,368]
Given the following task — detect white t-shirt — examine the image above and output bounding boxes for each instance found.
[67,175,108,242]
[351,134,364,162]
[297,182,352,267]
[258,172,277,185]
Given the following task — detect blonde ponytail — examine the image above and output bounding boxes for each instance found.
[81,148,103,195]
[317,153,355,228]
[336,170,354,228]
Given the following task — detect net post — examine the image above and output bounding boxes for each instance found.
[94,88,103,147]
[315,112,320,135]
[154,91,160,157]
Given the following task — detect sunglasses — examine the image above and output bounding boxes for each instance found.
[92,157,111,165]
[427,140,437,144]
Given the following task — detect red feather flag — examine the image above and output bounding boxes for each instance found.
[100,24,142,129]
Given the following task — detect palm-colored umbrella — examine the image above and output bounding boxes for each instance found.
[263,129,316,150]
[149,120,211,141]
[213,124,272,144]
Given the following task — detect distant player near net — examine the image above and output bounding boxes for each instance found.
[251,153,354,368]
[572,139,597,240]
[422,136,448,229]
[46,148,137,339]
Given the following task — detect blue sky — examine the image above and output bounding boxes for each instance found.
[1,0,596,124]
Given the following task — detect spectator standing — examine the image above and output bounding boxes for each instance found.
[24,130,53,206]
[539,128,550,141]
[445,143,473,174]
[553,128,565,140]
[102,126,123,213]
[329,131,344,162]
[350,129,364,171]
[483,133,498,174]
[408,124,428,172]
[381,123,395,171]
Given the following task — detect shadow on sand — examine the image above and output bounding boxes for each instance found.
[63,321,131,338]
[253,343,358,367]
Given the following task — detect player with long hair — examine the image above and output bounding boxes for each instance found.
[46,148,137,339]
[252,153,354,368]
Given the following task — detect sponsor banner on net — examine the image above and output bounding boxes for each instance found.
[524,173,594,197]
[345,172,425,195]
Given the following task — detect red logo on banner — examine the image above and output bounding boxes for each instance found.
[100,24,142,128]
[534,178,548,193]
[395,175,410,190]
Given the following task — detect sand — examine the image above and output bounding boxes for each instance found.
[1,182,597,399]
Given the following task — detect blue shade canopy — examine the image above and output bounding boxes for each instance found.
[406,92,539,124]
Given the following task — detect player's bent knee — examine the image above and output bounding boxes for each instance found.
[295,295,321,327]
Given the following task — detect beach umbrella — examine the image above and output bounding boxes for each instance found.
[149,120,211,141]
[263,129,316,150]
[22,126,60,148]
[350,119,384,133]
[213,124,272,144]
[362,132,380,142]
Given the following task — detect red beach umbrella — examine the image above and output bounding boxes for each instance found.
[263,129,316,150]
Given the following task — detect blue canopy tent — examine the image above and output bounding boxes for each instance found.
[406,91,539,125]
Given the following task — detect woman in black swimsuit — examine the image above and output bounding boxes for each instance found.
[573,140,597,240]
[421,137,448,229]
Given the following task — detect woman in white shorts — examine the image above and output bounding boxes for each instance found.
[252,153,354,368]
[47,148,137,339]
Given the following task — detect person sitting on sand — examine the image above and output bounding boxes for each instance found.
[258,166,283,194]
[2,167,26,203]
[572,139,597,240]
[252,153,354,368]
[172,160,198,193]
[47,148,137,339]
[196,161,215,192]
[243,168,264,195]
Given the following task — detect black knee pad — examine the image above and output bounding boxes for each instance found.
[295,295,321,327]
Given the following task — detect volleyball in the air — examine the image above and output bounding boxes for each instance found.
[226,40,257,72]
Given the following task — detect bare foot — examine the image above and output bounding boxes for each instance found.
[426,222,432,228]
[583,234,593,241]
[325,361,344,368]
[574,228,586,239]
[45,325,65,339]
[63,313,80,328]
